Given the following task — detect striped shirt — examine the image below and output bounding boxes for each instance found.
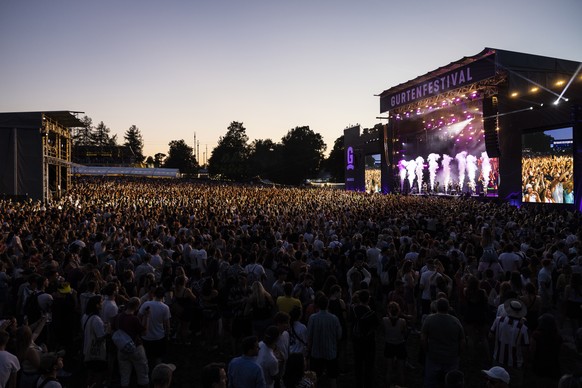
[490,315,529,368]
[307,310,342,360]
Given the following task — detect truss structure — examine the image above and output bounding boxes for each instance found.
[389,71,508,115]
[41,114,72,202]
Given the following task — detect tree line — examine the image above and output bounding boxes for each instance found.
[72,116,383,185]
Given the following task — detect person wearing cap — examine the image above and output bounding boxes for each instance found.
[37,351,64,388]
[489,298,529,387]
[522,183,539,202]
[482,366,510,387]
[50,281,78,360]
[151,362,176,388]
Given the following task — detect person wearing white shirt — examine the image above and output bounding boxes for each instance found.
[404,243,420,265]
[289,315,307,356]
[312,235,325,253]
[419,260,439,316]
[196,242,209,274]
[346,257,371,298]
[256,326,280,388]
[273,312,290,381]
[139,287,171,370]
[0,330,19,388]
[366,244,381,272]
[498,243,521,275]
[100,283,119,328]
[150,247,164,271]
[82,296,108,387]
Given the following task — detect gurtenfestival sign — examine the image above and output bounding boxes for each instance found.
[380,57,496,112]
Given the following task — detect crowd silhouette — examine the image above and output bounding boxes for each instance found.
[0,177,581,387]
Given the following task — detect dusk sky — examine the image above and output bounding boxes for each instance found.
[1,1,581,161]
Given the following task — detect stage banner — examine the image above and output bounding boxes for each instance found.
[380,57,496,112]
[344,126,363,191]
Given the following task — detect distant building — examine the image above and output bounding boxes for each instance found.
[72,145,139,166]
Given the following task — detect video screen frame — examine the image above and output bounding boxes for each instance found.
[522,127,574,204]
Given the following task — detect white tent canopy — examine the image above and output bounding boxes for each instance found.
[72,166,180,178]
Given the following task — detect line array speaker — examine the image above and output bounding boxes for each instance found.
[483,96,500,158]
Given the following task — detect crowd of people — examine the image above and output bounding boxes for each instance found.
[0,177,581,387]
[522,154,574,203]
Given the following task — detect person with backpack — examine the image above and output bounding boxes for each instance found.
[112,297,149,388]
[350,290,378,388]
[37,352,64,388]
[15,271,38,321]
[23,276,51,347]
[81,295,107,388]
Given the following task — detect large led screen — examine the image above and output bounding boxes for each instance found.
[365,154,381,193]
[522,127,573,204]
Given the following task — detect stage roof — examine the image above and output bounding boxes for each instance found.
[377,48,495,98]
[378,47,582,113]
[0,111,85,129]
[43,111,85,128]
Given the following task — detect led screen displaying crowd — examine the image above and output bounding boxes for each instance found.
[522,127,573,204]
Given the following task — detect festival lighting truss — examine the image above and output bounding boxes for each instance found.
[388,71,508,117]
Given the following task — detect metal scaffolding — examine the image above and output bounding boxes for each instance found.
[41,114,72,202]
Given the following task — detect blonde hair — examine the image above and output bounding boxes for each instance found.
[249,281,270,308]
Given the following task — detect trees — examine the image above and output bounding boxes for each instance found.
[164,140,197,173]
[92,121,117,147]
[248,139,280,180]
[124,125,145,163]
[324,135,345,182]
[208,121,250,180]
[72,115,94,146]
[274,126,326,185]
[207,122,328,184]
